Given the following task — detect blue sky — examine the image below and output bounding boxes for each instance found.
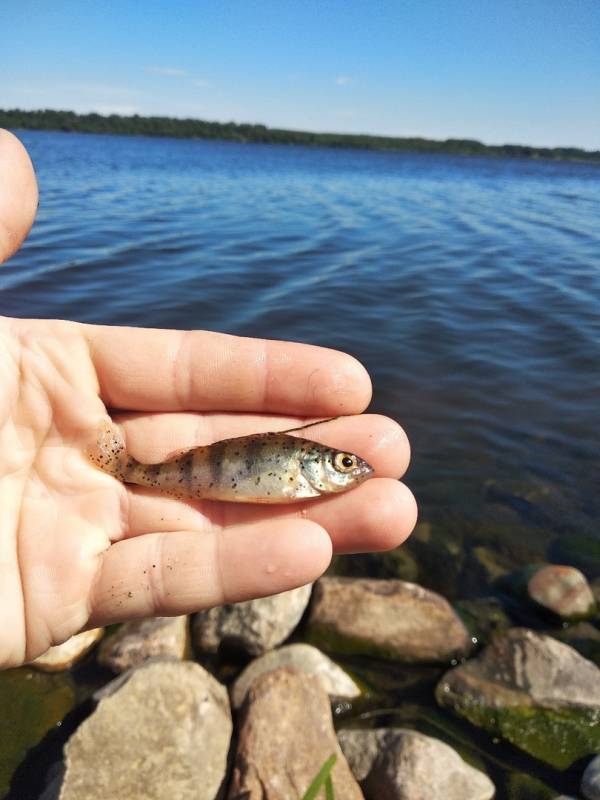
[1,0,599,149]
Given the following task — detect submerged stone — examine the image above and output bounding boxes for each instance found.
[193,583,312,657]
[307,577,472,662]
[31,629,104,672]
[60,660,231,800]
[338,728,494,800]
[527,564,595,620]
[230,643,361,709]
[228,667,363,799]
[436,628,600,769]
[582,754,600,800]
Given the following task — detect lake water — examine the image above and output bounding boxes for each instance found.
[3,131,599,561]
[2,130,600,797]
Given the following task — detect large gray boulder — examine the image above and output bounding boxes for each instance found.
[59,660,232,800]
[307,577,472,662]
[437,627,600,768]
[338,728,494,800]
[193,584,312,657]
[228,667,363,799]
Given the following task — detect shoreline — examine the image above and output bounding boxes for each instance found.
[2,108,599,164]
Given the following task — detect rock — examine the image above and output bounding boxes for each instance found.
[60,660,232,800]
[338,728,494,800]
[527,565,595,620]
[230,643,361,709]
[307,577,472,662]
[333,547,419,583]
[193,584,312,657]
[228,667,363,799]
[582,754,600,800]
[436,627,600,769]
[31,629,103,672]
[97,616,188,672]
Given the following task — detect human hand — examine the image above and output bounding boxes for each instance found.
[0,130,417,669]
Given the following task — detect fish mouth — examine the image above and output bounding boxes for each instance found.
[355,460,374,481]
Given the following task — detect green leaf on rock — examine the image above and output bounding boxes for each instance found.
[301,754,337,800]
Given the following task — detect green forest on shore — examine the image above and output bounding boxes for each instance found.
[2,108,599,162]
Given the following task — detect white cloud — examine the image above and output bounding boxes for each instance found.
[191,78,212,88]
[335,75,352,86]
[146,66,187,77]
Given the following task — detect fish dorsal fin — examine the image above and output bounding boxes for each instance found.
[276,416,340,435]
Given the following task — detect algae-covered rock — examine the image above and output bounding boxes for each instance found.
[98,616,188,672]
[436,628,600,768]
[307,577,472,663]
[338,728,495,800]
[60,660,231,800]
[0,668,75,797]
[31,629,104,672]
[230,643,361,709]
[193,584,312,657]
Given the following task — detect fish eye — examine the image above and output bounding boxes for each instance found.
[334,452,357,472]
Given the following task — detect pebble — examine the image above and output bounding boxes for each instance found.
[30,629,103,672]
[338,728,495,800]
[230,643,361,709]
[228,667,363,799]
[307,577,472,662]
[60,660,232,800]
[97,615,188,672]
[193,583,312,657]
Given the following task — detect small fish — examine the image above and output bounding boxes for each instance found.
[87,420,374,503]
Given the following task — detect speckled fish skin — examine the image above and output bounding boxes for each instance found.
[88,423,374,503]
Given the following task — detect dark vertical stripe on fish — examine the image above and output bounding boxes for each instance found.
[208,439,227,488]
[243,435,264,477]
[179,451,195,491]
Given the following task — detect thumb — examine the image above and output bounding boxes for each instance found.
[0,129,39,265]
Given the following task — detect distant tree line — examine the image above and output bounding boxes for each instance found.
[1,108,598,163]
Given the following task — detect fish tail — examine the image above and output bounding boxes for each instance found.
[87,420,134,481]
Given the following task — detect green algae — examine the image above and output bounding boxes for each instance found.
[437,688,600,770]
[504,772,556,800]
[306,622,405,662]
[455,597,512,647]
[0,667,75,796]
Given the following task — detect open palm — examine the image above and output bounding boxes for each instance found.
[0,132,416,669]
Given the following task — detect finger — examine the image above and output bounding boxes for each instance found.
[115,412,410,479]
[84,324,371,415]
[124,478,416,555]
[0,130,38,264]
[87,519,332,625]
